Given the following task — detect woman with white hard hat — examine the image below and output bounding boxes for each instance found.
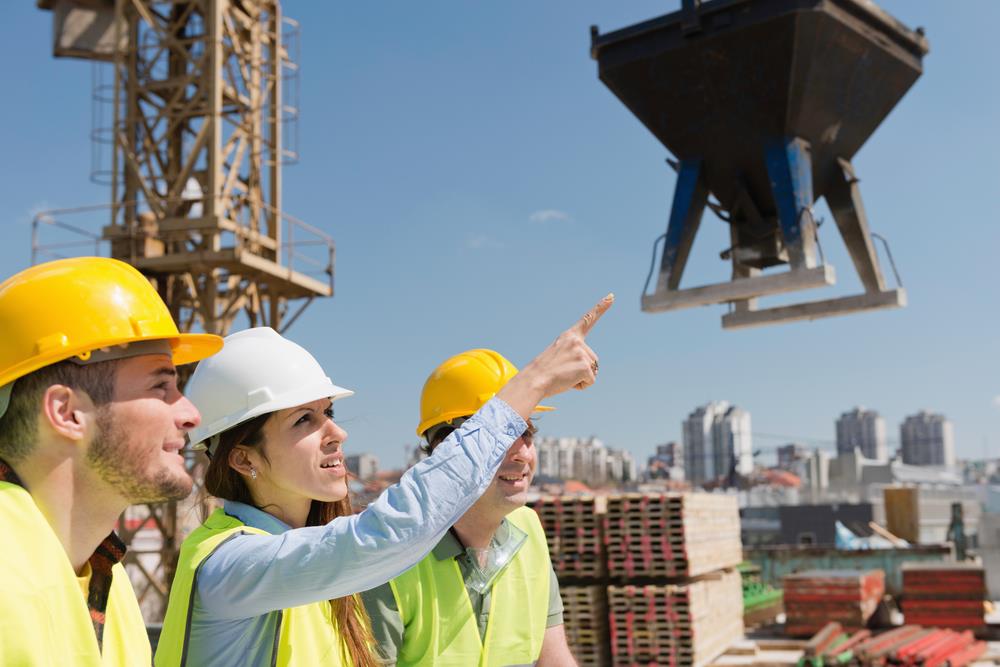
[156,294,613,666]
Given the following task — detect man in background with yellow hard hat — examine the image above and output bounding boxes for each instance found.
[0,257,222,666]
[363,348,582,666]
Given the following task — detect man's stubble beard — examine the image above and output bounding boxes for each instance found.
[86,406,193,503]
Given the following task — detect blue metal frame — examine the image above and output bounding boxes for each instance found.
[765,137,816,269]
[660,158,708,290]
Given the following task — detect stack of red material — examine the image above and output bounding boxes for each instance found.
[603,493,742,579]
[529,495,606,580]
[805,623,989,667]
[607,570,743,667]
[782,569,884,637]
[901,563,985,629]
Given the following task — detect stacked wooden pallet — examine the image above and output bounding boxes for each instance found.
[530,495,606,580]
[782,569,884,637]
[561,585,611,667]
[604,493,744,666]
[608,569,744,667]
[530,495,609,666]
[901,563,985,629]
[604,493,743,578]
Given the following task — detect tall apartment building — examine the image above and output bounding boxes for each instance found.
[901,411,956,466]
[836,407,887,461]
[535,436,636,485]
[683,401,753,486]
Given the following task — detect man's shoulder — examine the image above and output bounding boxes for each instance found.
[507,505,545,536]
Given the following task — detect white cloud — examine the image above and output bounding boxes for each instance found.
[993,395,1000,409]
[529,209,571,224]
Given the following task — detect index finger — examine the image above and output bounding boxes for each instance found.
[572,293,615,336]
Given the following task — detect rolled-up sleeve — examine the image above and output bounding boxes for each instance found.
[196,397,526,619]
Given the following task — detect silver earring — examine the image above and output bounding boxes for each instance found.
[250,467,257,481]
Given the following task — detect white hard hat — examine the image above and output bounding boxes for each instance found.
[185,327,353,453]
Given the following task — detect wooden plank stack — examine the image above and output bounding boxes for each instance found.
[531,493,745,666]
[782,569,884,637]
[901,563,986,629]
[608,569,744,667]
[603,493,743,579]
[561,585,611,667]
[531,495,606,580]
[604,493,744,667]
[530,495,609,667]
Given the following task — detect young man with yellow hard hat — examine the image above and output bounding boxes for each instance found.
[0,257,222,666]
[363,345,592,666]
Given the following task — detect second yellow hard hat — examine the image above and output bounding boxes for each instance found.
[416,348,553,437]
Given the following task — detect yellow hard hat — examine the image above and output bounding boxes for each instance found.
[0,257,223,389]
[416,348,553,437]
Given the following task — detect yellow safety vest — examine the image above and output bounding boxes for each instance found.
[156,508,350,667]
[0,481,151,666]
[389,506,550,667]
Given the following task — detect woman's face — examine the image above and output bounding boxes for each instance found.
[240,398,349,526]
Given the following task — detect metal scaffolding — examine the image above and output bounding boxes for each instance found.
[38,0,333,620]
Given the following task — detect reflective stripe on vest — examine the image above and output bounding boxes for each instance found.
[0,481,151,666]
[155,508,348,667]
[389,506,550,667]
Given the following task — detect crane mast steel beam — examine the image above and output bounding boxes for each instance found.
[39,0,333,622]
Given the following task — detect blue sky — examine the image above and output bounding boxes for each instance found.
[2,1,999,468]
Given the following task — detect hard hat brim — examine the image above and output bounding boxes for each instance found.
[172,333,225,366]
[189,379,355,453]
[416,402,556,437]
[0,332,224,389]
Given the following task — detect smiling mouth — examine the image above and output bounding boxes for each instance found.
[498,473,528,483]
[320,460,343,470]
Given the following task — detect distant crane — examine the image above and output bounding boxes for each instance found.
[37,0,333,620]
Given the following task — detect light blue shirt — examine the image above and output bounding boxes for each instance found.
[181,397,527,666]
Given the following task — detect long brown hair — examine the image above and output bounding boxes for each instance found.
[204,412,379,667]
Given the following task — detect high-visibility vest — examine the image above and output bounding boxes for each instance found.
[0,481,151,666]
[156,508,349,667]
[388,506,550,667]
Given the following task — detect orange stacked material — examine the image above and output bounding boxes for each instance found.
[608,569,743,667]
[806,623,988,667]
[782,569,884,637]
[561,585,611,667]
[901,563,986,629]
[604,493,742,579]
[530,495,606,580]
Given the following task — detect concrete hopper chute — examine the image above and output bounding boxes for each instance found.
[591,0,929,330]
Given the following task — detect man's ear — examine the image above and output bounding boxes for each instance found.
[41,384,94,442]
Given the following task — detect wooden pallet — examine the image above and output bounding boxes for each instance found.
[562,585,611,667]
[608,569,745,667]
[531,495,607,581]
[604,493,743,580]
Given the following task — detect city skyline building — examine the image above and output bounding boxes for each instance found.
[836,407,888,461]
[901,410,956,466]
[777,443,809,470]
[536,436,637,485]
[683,401,753,486]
